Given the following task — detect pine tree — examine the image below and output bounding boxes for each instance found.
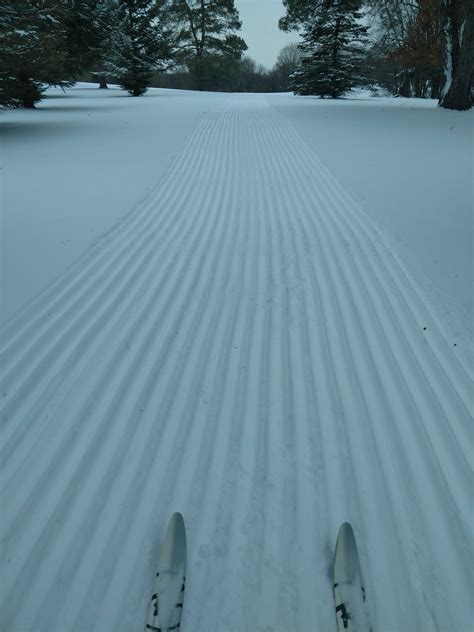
[89,0,123,88]
[0,1,18,107]
[111,0,174,96]
[62,0,104,79]
[0,0,69,108]
[291,0,369,98]
[280,0,317,32]
[170,0,247,91]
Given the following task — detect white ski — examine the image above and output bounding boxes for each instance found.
[333,522,372,632]
[145,512,187,632]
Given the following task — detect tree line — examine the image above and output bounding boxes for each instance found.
[0,0,472,110]
[280,0,473,110]
[0,0,249,107]
[145,42,301,93]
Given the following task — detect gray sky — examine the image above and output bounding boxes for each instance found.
[234,0,298,69]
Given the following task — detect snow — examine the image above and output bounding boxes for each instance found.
[0,84,226,325]
[272,92,473,363]
[0,85,472,632]
[2,86,471,358]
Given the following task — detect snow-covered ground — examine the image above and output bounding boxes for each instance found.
[0,85,226,326]
[2,86,472,360]
[273,93,473,361]
[0,85,472,632]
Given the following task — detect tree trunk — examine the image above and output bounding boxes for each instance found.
[431,74,441,98]
[98,75,108,89]
[398,72,412,97]
[440,1,473,110]
[413,70,423,97]
[195,53,205,91]
[18,73,40,108]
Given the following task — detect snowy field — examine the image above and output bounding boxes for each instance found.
[0,85,472,632]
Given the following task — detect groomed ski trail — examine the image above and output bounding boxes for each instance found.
[0,96,472,632]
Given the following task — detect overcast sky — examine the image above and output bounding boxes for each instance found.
[234,0,299,69]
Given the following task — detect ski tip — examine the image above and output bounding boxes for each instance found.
[168,512,187,545]
[168,512,186,532]
[335,522,357,552]
[165,512,186,540]
[334,522,360,582]
[337,522,354,537]
[160,512,187,571]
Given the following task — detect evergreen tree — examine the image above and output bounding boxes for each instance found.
[89,0,123,88]
[0,1,18,107]
[0,0,69,108]
[170,0,247,91]
[111,0,174,96]
[280,0,316,33]
[292,0,369,98]
[61,0,104,79]
[0,0,70,108]
[0,0,121,106]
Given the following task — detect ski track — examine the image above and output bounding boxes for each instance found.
[1,96,472,632]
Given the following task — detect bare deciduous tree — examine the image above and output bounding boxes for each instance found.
[274,43,301,91]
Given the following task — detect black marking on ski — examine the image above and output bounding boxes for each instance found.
[166,624,180,631]
[150,592,159,617]
[336,603,351,629]
[362,586,366,602]
[146,625,161,631]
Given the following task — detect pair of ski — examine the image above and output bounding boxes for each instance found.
[145,515,371,632]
